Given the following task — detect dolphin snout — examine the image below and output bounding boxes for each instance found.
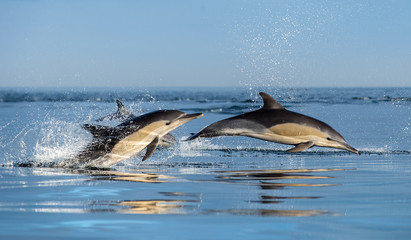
[342,142,359,154]
[186,132,202,141]
[184,113,204,119]
[332,140,358,154]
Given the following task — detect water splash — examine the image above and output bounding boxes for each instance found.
[164,137,225,159]
[235,15,300,95]
[33,119,89,165]
[0,115,90,167]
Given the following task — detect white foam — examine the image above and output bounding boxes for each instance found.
[33,119,89,164]
[170,137,228,158]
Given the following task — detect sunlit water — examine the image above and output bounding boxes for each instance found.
[0,87,410,239]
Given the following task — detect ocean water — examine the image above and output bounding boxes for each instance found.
[0,87,410,239]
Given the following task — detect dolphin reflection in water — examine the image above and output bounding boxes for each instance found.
[188,92,358,154]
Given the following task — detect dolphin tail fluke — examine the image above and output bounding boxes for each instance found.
[286,142,314,152]
[142,137,160,161]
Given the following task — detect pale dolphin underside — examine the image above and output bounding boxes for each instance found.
[58,109,203,169]
[187,92,358,154]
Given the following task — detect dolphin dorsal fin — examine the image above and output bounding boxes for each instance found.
[259,92,285,110]
[114,100,136,120]
[95,100,136,122]
[116,100,133,115]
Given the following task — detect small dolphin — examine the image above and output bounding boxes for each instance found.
[187,92,358,154]
[96,99,177,147]
[58,110,203,169]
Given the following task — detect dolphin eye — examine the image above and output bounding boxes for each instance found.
[326,137,333,141]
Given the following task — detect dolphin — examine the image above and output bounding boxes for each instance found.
[187,92,358,154]
[58,110,203,169]
[96,99,177,147]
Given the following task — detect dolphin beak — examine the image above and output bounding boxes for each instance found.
[186,133,200,141]
[167,113,203,127]
[346,145,359,154]
[182,113,204,120]
[178,113,203,141]
[338,141,359,154]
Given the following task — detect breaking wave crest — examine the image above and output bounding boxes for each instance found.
[1,88,409,106]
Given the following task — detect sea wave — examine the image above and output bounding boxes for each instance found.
[0,87,409,105]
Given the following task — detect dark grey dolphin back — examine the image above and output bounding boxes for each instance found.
[119,110,185,127]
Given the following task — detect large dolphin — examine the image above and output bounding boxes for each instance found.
[58,109,203,169]
[187,92,358,154]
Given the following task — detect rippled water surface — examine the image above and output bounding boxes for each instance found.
[0,87,410,239]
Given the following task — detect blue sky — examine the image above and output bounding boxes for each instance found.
[0,0,410,88]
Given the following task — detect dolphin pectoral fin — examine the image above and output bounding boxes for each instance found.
[142,137,160,161]
[286,142,314,152]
